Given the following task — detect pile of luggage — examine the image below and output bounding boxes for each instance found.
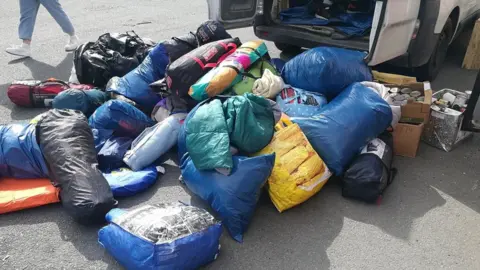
[2,20,401,269]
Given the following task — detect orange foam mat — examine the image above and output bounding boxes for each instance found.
[0,178,60,214]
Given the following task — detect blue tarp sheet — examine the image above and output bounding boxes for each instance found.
[280,5,373,37]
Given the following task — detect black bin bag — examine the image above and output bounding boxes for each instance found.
[342,132,397,204]
[36,109,117,224]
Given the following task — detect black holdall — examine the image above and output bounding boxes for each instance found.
[342,131,397,204]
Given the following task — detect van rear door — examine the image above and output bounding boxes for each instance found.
[367,0,421,65]
[206,0,262,29]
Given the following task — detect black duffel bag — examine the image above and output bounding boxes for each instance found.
[74,32,154,88]
[342,132,397,204]
[36,109,117,224]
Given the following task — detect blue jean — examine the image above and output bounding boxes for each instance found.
[19,0,75,40]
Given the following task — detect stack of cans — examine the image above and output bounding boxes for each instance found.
[389,87,424,106]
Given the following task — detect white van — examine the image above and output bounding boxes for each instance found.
[206,0,480,80]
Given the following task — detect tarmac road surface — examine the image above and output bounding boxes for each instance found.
[1,1,479,269]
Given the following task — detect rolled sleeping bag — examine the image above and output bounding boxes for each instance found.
[189,40,269,101]
[342,132,396,203]
[36,109,117,224]
[52,88,108,117]
[292,83,392,175]
[0,124,49,179]
[89,100,154,151]
[124,113,186,171]
[103,166,158,197]
[165,37,242,111]
[105,44,170,113]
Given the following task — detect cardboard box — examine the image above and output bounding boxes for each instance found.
[372,71,418,85]
[385,82,433,124]
[393,122,424,158]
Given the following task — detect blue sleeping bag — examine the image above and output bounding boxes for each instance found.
[124,114,186,171]
[180,154,275,242]
[97,137,133,171]
[98,203,222,270]
[281,47,372,100]
[89,100,154,151]
[0,124,48,179]
[292,83,392,175]
[103,166,158,197]
[106,44,170,113]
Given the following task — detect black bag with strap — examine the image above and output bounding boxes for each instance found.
[342,131,397,204]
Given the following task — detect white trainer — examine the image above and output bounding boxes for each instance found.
[5,44,31,58]
[65,35,79,52]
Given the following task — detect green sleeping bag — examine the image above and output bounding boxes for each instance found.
[231,60,279,95]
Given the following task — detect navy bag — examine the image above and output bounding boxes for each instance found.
[106,44,170,113]
[103,166,158,197]
[292,83,392,175]
[0,124,48,179]
[97,137,133,171]
[89,100,154,151]
[281,47,372,100]
[180,153,275,242]
[52,89,108,117]
[98,202,222,270]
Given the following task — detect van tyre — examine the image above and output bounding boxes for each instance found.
[274,42,301,53]
[416,18,454,81]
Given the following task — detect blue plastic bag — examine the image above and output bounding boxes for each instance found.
[276,85,327,117]
[98,203,222,270]
[180,154,275,242]
[89,100,154,151]
[106,44,170,113]
[292,83,392,175]
[281,47,372,99]
[103,166,157,197]
[0,124,48,179]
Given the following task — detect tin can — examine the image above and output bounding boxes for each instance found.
[400,88,412,94]
[410,91,422,98]
[389,87,399,93]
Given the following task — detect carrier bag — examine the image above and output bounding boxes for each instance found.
[103,166,158,197]
[281,47,373,99]
[254,115,331,212]
[52,88,108,117]
[0,178,60,214]
[0,124,49,179]
[164,38,241,110]
[292,83,392,175]
[189,40,268,101]
[105,44,170,113]
[36,109,117,224]
[7,79,93,108]
[98,202,222,270]
[276,85,328,118]
[124,114,186,171]
[342,132,397,203]
[89,100,154,151]
[180,153,275,242]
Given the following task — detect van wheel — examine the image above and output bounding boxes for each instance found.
[274,42,301,53]
[416,18,454,81]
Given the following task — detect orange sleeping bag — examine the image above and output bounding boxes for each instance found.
[0,178,60,214]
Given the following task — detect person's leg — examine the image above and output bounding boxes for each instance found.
[39,0,79,51]
[5,0,39,57]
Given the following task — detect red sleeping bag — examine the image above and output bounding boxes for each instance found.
[7,78,93,108]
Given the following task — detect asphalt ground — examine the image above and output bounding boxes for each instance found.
[0,1,479,269]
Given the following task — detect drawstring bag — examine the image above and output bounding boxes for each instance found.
[342,132,397,204]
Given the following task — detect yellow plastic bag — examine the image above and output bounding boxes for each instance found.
[255,115,331,212]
